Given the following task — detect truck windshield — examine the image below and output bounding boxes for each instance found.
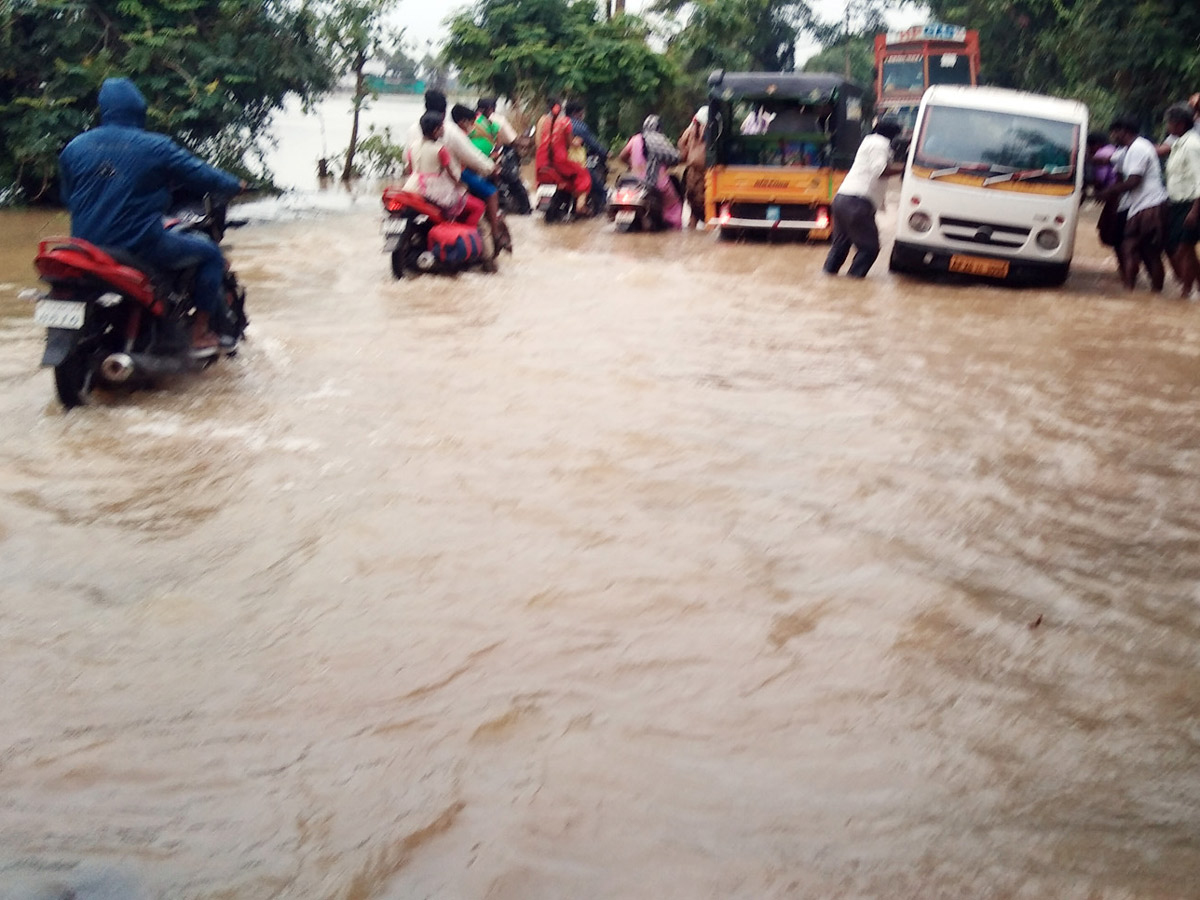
[927,53,971,85]
[914,105,1078,181]
[882,58,924,93]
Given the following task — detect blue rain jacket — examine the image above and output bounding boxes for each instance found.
[59,78,241,250]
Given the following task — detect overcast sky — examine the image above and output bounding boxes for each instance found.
[396,0,927,63]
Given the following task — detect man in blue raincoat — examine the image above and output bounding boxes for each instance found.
[59,77,244,353]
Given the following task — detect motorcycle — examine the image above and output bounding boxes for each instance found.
[534,168,576,224]
[535,154,608,224]
[494,145,531,215]
[606,173,665,233]
[382,187,495,278]
[31,195,247,409]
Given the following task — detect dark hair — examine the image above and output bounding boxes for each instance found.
[477,97,496,115]
[419,111,444,139]
[1165,104,1194,128]
[1109,116,1139,134]
[565,100,584,117]
[874,118,903,140]
[451,103,475,126]
[424,90,447,114]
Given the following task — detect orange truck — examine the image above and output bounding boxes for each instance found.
[873,23,980,140]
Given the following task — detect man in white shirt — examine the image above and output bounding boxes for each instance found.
[406,90,496,183]
[1163,104,1200,297]
[1101,116,1170,291]
[823,119,904,278]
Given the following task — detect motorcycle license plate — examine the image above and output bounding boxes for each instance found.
[382,218,407,236]
[535,185,557,211]
[615,210,636,225]
[34,299,86,329]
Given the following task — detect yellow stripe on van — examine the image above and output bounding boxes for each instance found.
[909,165,1076,196]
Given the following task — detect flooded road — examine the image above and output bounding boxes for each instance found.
[1,200,1199,899]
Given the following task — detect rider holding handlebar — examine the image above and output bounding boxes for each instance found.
[59,77,245,353]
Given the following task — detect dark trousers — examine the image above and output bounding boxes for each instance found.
[137,228,227,316]
[823,193,880,278]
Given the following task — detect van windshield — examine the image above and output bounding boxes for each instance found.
[913,105,1079,181]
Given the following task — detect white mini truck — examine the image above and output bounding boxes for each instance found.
[890,85,1089,286]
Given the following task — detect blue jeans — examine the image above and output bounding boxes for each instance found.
[461,168,498,200]
[136,229,227,317]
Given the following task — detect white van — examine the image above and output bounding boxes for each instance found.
[889,85,1089,286]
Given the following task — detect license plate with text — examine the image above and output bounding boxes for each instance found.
[34,299,86,329]
[949,254,1010,279]
[615,210,636,224]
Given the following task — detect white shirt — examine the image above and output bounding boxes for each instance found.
[836,133,893,211]
[406,116,495,176]
[491,113,518,145]
[1117,135,1168,216]
[1165,129,1200,202]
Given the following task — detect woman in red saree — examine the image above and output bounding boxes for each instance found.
[535,100,593,214]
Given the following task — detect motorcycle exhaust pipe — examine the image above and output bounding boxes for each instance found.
[99,352,136,384]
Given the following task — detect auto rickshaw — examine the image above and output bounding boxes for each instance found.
[704,71,871,240]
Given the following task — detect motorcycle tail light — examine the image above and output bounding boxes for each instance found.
[815,207,830,230]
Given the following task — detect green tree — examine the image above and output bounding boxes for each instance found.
[651,0,816,73]
[803,37,876,86]
[444,0,677,142]
[923,0,1200,126]
[0,0,336,203]
[313,0,401,181]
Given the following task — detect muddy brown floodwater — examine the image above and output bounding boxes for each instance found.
[1,198,1199,900]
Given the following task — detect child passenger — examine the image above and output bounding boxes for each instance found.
[403,111,485,227]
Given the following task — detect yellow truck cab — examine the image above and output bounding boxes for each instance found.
[704,70,870,239]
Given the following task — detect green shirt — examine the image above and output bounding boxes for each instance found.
[469,115,501,156]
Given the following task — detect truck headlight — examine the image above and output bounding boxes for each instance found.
[1035,228,1060,250]
[908,211,932,233]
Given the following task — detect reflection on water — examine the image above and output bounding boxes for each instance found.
[1,154,1199,898]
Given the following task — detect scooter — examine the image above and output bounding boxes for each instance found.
[30,195,247,409]
[382,187,494,278]
[534,168,576,224]
[535,155,608,224]
[606,173,665,233]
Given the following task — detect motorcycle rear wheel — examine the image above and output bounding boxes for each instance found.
[54,348,93,409]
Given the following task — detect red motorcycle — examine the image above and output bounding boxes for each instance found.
[31,197,246,409]
[381,188,493,278]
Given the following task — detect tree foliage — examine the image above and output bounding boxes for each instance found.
[651,0,816,74]
[0,0,336,203]
[444,0,678,143]
[802,37,876,86]
[924,0,1200,126]
[312,0,400,181]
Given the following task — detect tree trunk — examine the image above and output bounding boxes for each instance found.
[613,0,624,15]
[341,54,367,182]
